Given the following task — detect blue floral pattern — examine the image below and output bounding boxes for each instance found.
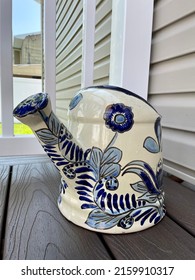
[56,104,164,230]
[69,92,83,110]
[103,103,134,133]
[14,93,165,231]
[143,117,162,153]
[13,93,48,117]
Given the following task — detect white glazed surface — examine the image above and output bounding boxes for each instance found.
[13,86,165,233]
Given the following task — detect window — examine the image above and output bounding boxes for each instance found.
[12,0,42,135]
[0,0,56,156]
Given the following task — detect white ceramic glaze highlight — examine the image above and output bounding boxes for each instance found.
[13,86,165,233]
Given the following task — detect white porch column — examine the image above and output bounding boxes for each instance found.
[109,0,154,100]
[44,0,56,112]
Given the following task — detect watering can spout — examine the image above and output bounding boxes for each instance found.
[13,92,81,173]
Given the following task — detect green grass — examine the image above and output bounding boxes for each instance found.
[0,123,33,135]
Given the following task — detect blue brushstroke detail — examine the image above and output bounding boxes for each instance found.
[154,215,161,224]
[149,211,158,223]
[97,189,105,200]
[75,186,92,192]
[79,196,94,203]
[113,194,119,212]
[77,191,91,197]
[131,194,137,208]
[81,204,97,209]
[75,167,92,173]
[120,195,125,210]
[75,146,80,162]
[62,140,69,150]
[100,191,106,210]
[134,208,153,222]
[75,179,93,188]
[79,149,83,161]
[77,174,96,182]
[107,193,113,213]
[140,209,155,226]
[70,143,76,160]
[125,193,131,209]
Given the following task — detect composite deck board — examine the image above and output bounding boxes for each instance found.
[102,216,195,260]
[164,177,195,236]
[0,165,10,248]
[3,162,111,260]
[2,158,195,260]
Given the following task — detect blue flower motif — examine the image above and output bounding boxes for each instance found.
[103,103,134,133]
[13,92,48,117]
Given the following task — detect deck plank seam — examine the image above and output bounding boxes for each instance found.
[0,166,13,260]
[165,211,195,238]
[97,233,116,260]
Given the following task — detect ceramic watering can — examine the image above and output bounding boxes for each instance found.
[13,85,165,233]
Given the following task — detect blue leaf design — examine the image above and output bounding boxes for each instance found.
[86,209,127,230]
[154,215,161,224]
[77,191,91,197]
[101,147,122,165]
[131,181,148,193]
[138,191,158,203]
[77,174,96,182]
[89,147,103,179]
[130,206,164,227]
[48,111,61,136]
[96,189,105,200]
[155,117,162,145]
[75,179,93,188]
[119,195,125,210]
[79,196,94,203]
[113,194,119,212]
[149,211,158,223]
[70,143,76,160]
[131,194,137,208]
[100,163,121,177]
[75,166,93,173]
[143,137,160,153]
[36,129,58,145]
[125,193,131,209]
[123,164,160,195]
[140,209,156,225]
[134,208,154,222]
[81,204,97,209]
[75,186,92,192]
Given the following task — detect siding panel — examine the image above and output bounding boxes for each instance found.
[56,0,112,122]
[56,0,83,123]
[151,13,195,63]
[93,0,112,85]
[150,93,195,132]
[150,54,195,94]
[149,0,195,184]
[153,0,195,31]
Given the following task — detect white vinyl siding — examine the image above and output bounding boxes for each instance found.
[148,0,195,185]
[56,0,83,123]
[93,0,112,85]
[55,0,112,123]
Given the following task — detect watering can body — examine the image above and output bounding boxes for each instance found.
[13,85,165,233]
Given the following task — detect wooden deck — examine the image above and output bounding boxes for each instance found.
[0,157,194,260]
